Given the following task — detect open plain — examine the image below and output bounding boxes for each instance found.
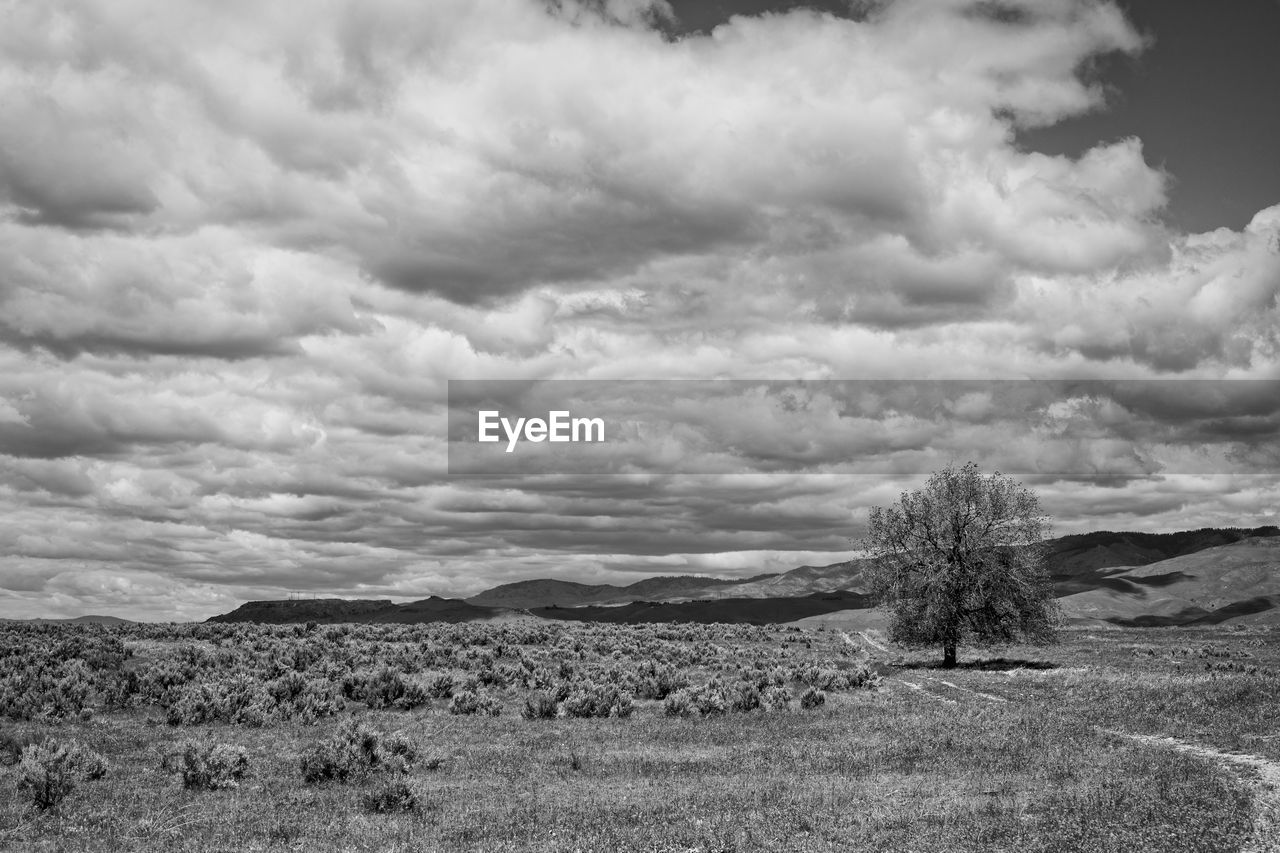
[2,619,1278,852]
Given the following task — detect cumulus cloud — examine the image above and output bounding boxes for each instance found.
[0,227,373,359]
[1026,204,1280,370]
[1,0,1278,619]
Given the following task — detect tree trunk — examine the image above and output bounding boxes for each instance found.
[943,642,957,668]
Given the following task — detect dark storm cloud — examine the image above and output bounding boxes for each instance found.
[0,329,305,362]
[0,95,161,231]
[364,200,759,304]
[0,399,224,460]
[0,458,97,498]
[0,178,157,233]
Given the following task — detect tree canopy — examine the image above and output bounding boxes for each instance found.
[863,462,1059,667]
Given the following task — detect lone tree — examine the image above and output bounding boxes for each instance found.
[863,462,1059,668]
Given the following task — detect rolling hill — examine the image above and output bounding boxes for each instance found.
[1056,536,1280,626]
[463,527,1280,610]
[465,574,777,609]
[689,560,872,600]
[1043,526,1280,595]
[208,596,517,624]
[0,615,136,626]
[200,526,1280,628]
[532,590,873,625]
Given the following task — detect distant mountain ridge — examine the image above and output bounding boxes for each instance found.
[0,615,135,626]
[466,526,1280,609]
[1056,535,1280,627]
[683,560,872,600]
[465,573,778,609]
[1044,525,1280,571]
[208,596,517,625]
[533,590,873,625]
[196,525,1280,627]
[1044,526,1280,595]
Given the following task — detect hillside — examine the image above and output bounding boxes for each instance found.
[1057,536,1280,626]
[202,526,1280,628]
[209,599,398,624]
[367,596,519,624]
[465,563,871,610]
[466,573,776,609]
[207,597,517,625]
[462,527,1280,610]
[532,590,872,625]
[0,615,136,626]
[1044,526,1280,595]
[689,560,871,600]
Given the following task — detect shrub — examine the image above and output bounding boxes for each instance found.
[49,661,96,719]
[363,779,420,814]
[358,667,429,710]
[301,743,354,784]
[562,685,604,718]
[165,676,274,727]
[181,740,249,790]
[268,671,308,704]
[727,681,762,713]
[0,660,98,722]
[796,665,849,691]
[762,685,793,710]
[800,687,826,710]
[17,739,108,810]
[448,690,501,717]
[294,680,346,724]
[845,661,880,690]
[426,673,455,699]
[394,680,431,711]
[0,730,40,766]
[693,683,727,717]
[635,665,684,700]
[235,701,273,727]
[561,682,632,719]
[448,690,480,716]
[300,720,416,784]
[521,691,559,720]
[663,689,695,718]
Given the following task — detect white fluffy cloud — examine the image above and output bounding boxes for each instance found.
[1,0,1278,619]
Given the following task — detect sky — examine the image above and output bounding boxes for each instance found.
[1,0,1279,621]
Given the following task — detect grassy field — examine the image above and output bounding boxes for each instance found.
[1,621,1277,852]
[888,624,1280,761]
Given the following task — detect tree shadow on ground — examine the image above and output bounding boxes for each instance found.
[893,658,1059,672]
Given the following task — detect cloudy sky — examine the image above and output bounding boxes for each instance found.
[2,0,1279,621]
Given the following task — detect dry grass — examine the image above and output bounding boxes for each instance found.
[2,623,1275,851]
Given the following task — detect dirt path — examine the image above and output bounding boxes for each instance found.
[1099,729,1280,853]
[929,676,1009,703]
[898,679,957,704]
[887,663,1280,852]
[843,630,888,653]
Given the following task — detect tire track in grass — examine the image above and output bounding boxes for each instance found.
[929,676,1009,703]
[901,667,1279,852]
[841,630,889,654]
[1099,729,1280,853]
[897,679,957,704]
[858,631,888,653]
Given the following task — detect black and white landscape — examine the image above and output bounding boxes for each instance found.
[2,1,1279,851]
